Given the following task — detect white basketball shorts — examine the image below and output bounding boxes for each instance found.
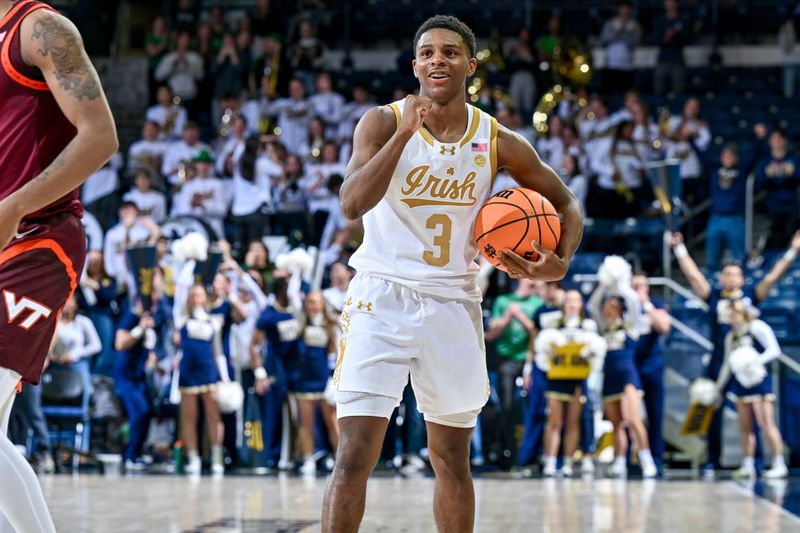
[333,273,489,422]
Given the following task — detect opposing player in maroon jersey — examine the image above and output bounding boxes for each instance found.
[0,0,117,530]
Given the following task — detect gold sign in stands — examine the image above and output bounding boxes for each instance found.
[680,403,716,436]
[547,342,591,381]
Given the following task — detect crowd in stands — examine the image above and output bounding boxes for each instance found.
[7,0,800,476]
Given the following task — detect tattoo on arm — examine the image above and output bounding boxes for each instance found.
[31,13,100,101]
[35,147,68,183]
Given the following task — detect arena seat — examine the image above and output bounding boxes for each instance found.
[40,367,92,471]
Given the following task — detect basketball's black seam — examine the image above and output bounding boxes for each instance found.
[512,213,530,254]
[540,196,559,245]
[476,201,530,242]
[476,214,559,242]
[514,189,542,257]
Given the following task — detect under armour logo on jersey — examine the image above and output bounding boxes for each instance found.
[3,290,53,330]
[439,145,456,156]
[357,300,373,312]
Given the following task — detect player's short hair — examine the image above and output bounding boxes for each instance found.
[413,15,476,58]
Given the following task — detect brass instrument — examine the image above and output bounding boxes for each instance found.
[533,36,593,134]
[467,40,511,108]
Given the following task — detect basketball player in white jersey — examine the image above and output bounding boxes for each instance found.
[318,15,583,532]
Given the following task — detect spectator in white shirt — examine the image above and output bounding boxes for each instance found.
[298,116,327,164]
[666,97,711,152]
[128,121,169,186]
[171,150,229,238]
[161,122,213,186]
[302,141,345,245]
[558,153,588,214]
[50,296,102,394]
[266,78,312,155]
[338,84,376,143]
[630,102,661,163]
[216,115,249,177]
[104,202,160,296]
[123,169,167,223]
[536,114,567,171]
[309,72,345,139]
[154,31,204,108]
[232,136,283,253]
[595,120,648,219]
[82,152,123,231]
[146,85,188,140]
[600,1,641,94]
[273,153,308,242]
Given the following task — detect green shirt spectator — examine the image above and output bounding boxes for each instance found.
[487,281,543,362]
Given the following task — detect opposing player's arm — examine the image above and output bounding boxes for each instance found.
[6,10,117,219]
[497,126,584,281]
[340,95,432,219]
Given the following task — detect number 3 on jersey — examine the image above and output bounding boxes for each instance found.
[423,214,452,267]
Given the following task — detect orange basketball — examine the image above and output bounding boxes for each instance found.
[474,188,561,271]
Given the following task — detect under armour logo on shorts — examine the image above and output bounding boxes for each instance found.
[357,300,373,312]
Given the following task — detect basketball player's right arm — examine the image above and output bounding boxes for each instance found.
[0,10,117,249]
[668,232,711,301]
[339,96,432,219]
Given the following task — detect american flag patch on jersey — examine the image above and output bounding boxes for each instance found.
[471,141,488,152]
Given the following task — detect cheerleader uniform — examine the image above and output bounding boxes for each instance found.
[295,314,331,399]
[179,311,221,393]
[718,319,780,402]
[601,325,642,401]
[706,285,758,469]
[588,283,643,401]
[543,317,599,403]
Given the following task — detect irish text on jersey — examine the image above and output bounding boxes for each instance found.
[400,164,477,208]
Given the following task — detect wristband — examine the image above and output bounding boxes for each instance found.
[643,301,655,313]
[523,362,533,377]
[228,292,240,305]
[254,367,268,380]
[784,249,797,263]
[130,326,144,340]
[673,243,688,259]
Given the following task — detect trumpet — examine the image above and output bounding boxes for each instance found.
[533,36,593,134]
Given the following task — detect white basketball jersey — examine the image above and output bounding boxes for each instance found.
[349,100,498,301]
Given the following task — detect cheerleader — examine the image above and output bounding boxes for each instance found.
[716,301,787,479]
[178,284,224,475]
[296,291,340,474]
[589,280,657,478]
[537,290,606,477]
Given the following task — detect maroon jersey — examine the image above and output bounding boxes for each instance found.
[0,0,82,220]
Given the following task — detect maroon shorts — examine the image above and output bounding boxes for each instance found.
[0,213,86,384]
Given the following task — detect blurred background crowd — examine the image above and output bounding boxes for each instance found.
[12,0,800,478]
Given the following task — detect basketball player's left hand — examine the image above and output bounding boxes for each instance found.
[0,199,24,251]
[500,241,568,282]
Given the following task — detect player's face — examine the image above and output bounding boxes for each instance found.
[720,265,744,290]
[413,29,476,101]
